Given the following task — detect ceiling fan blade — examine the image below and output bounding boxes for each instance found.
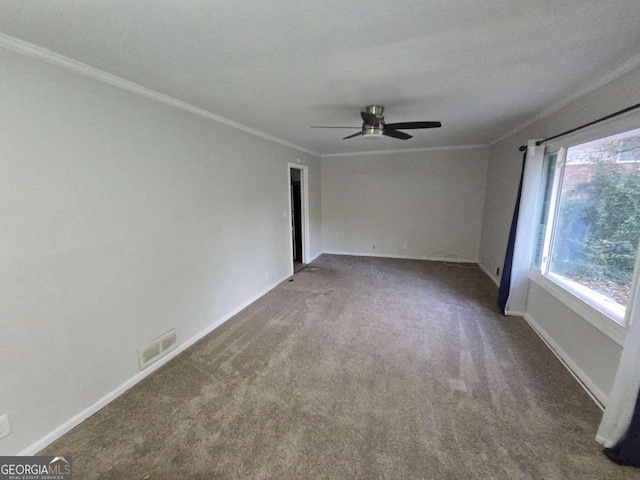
[310,126,362,129]
[361,111,380,127]
[383,128,412,140]
[343,132,363,140]
[384,121,442,129]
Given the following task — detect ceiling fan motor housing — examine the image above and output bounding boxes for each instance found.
[362,105,385,137]
[362,125,384,138]
[364,105,384,124]
[365,104,384,117]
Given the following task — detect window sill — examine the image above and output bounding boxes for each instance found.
[528,269,627,346]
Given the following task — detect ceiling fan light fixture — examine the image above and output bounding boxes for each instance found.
[362,125,384,139]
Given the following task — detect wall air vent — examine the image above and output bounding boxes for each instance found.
[138,328,179,370]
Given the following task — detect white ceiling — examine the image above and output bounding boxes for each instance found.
[1,1,639,155]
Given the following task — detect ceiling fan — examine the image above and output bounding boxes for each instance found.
[311,105,441,140]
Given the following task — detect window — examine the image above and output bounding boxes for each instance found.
[535,127,640,327]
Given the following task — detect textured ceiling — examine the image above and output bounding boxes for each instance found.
[1,1,639,154]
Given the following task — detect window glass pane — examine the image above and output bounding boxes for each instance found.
[533,153,557,267]
[549,128,640,317]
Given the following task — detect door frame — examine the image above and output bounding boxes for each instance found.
[287,163,310,273]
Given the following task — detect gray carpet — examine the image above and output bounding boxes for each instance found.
[41,254,640,479]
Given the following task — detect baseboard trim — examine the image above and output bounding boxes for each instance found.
[478,262,500,287]
[522,312,607,409]
[16,273,292,456]
[321,250,477,263]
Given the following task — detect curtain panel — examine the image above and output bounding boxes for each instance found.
[498,140,545,316]
[598,246,640,466]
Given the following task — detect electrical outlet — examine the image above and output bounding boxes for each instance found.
[402,243,408,250]
[0,414,12,439]
[373,243,376,250]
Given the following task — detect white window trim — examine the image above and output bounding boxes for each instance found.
[530,111,640,347]
[546,272,626,321]
[538,146,628,328]
[529,269,626,346]
[539,148,565,274]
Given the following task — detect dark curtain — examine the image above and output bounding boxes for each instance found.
[497,148,528,315]
[604,390,640,467]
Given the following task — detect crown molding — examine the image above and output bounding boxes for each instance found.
[320,144,488,158]
[6,29,636,157]
[0,32,319,157]
[491,53,640,146]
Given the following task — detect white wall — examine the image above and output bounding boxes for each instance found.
[479,64,640,404]
[0,47,321,455]
[525,283,622,402]
[321,148,489,261]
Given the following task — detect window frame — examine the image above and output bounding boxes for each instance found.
[529,114,640,346]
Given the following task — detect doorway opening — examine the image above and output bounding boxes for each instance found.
[288,164,309,274]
